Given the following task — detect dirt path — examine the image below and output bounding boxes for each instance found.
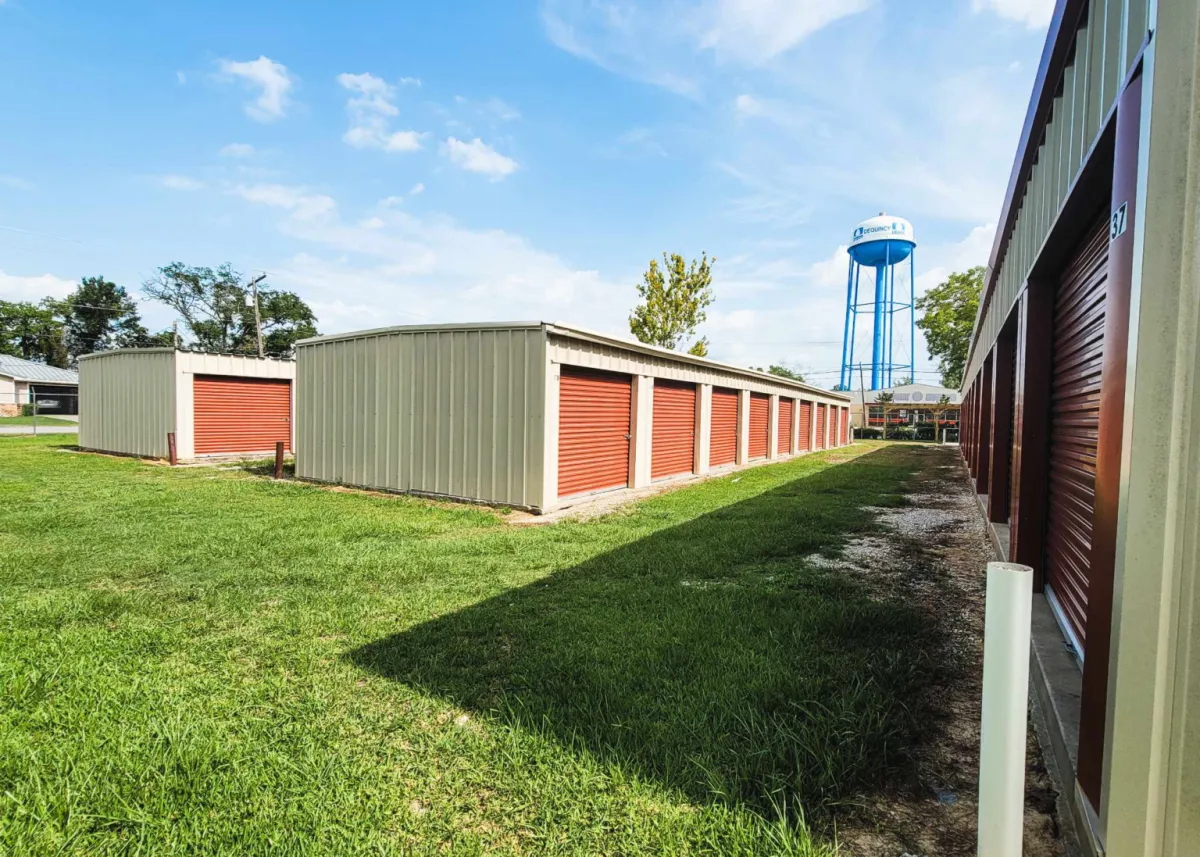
[824,445,1065,857]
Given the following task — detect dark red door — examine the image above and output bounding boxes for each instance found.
[558,366,632,498]
[816,404,827,449]
[1045,218,1109,653]
[651,380,696,480]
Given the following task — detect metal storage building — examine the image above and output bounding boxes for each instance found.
[957,2,1200,854]
[78,349,295,461]
[294,322,851,513]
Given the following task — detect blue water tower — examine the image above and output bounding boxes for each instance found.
[839,214,917,391]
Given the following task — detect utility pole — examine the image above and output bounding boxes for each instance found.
[248,273,266,358]
[172,320,180,349]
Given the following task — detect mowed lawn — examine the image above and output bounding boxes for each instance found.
[0,436,939,856]
[0,416,76,426]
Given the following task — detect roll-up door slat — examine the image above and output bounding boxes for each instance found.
[1045,217,1109,654]
[558,366,632,498]
[710,387,739,467]
[193,376,291,455]
[748,393,769,459]
[816,404,827,449]
[798,402,812,452]
[651,380,696,481]
[777,399,794,455]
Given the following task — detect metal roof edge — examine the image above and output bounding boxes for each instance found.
[544,322,852,402]
[78,348,295,362]
[78,348,177,361]
[294,321,545,347]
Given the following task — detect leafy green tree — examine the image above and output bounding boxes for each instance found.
[753,363,805,382]
[687,337,709,357]
[143,263,318,354]
[875,390,895,440]
[915,266,984,389]
[58,276,168,361]
[0,300,68,367]
[630,252,714,356]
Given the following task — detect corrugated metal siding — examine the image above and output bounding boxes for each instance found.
[964,0,1151,390]
[558,367,632,497]
[1046,218,1109,652]
[798,401,812,452]
[78,350,175,458]
[748,393,769,459]
[651,380,696,480]
[710,387,738,467]
[194,376,292,455]
[295,327,545,509]
[548,335,847,408]
[777,398,794,455]
[816,404,828,449]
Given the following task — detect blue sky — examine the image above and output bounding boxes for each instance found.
[0,0,1052,386]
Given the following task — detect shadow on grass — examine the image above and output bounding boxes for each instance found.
[348,447,946,828]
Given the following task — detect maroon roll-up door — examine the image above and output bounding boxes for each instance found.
[1045,218,1109,654]
[841,407,850,445]
[710,387,738,468]
[777,398,794,455]
[651,380,696,481]
[798,401,812,452]
[193,376,291,455]
[816,404,827,449]
[558,366,632,498]
[748,393,769,459]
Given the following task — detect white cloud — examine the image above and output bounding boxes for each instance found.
[541,0,871,94]
[613,127,667,157]
[399,76,422,87]
[217,56,296,122]
[176,71,187,85]
[0,174,35,191]
[220,143,255,158]
[157,174,204,191]
[441,137,519,179]
[734,93,764,116]
[0,270,77,302]
[379,195,406,208]
[337,72,424,152]
[231,183,336,221]
[228,184,630,335]
[409,182,425,196]
[972,0,1054,29]
[698,0,873,65]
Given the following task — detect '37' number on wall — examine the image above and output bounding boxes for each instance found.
[1111,202,1128,240]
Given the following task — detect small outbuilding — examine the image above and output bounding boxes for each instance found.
[294,322,852,513]
[0,354,80,416]
[78,349,295,461]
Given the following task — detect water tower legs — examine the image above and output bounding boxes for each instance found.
[871,263,887,389]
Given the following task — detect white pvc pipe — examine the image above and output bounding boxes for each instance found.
[977,561,1034,857]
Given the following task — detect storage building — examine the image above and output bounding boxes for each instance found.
[294,322,851,513]
[958,2,1200,854]
[78,349,295,461]
[0,354,80,416]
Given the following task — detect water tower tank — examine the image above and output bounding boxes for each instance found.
[839,214,918,391]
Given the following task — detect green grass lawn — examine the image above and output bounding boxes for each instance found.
[0,415,75,426]
[0,436,938,856]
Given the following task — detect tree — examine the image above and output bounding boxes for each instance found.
[630,252,714,355]
[915,266,983,389]
[57,276,168,362]
[751,362,806,382]
[688,337,709,357]
[930,393,952,444]
[0,300,68,367]
[875,390,895,440]
[143,263,318,354]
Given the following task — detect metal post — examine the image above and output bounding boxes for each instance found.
[31,390,37,436]
[909,251,917,387]
[274,441,285,479]
[848,263,861,388]
[977,561,1033,857]
[871,264,886,389]
[167,431,178,466]
[839,258,855,391]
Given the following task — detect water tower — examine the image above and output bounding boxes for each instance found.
[838,214,916,391]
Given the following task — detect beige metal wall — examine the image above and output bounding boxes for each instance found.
[173,352,295,459]
[295,324,547,510]
[965,0,1152,389]
[78,349,176,458]
[1102,1,1200,853]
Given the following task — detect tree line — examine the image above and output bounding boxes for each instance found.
[0,264,318,368]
